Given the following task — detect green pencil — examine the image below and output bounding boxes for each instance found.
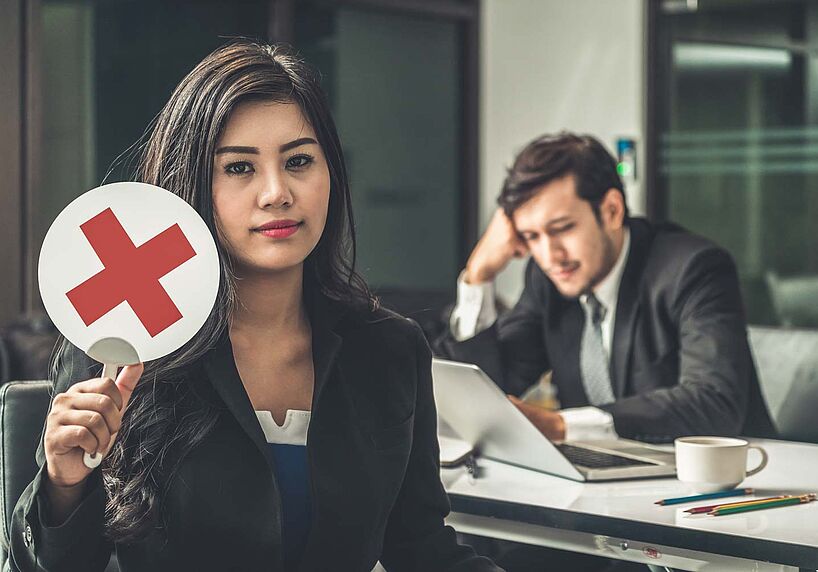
[710,494,816,516]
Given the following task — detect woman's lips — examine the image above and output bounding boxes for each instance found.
[254,222,302,239]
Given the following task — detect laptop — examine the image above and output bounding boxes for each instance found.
[432,358,677,482]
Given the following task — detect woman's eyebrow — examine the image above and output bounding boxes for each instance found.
[280,137,318,153]
[215,146,259,155]
[214,138,318,155]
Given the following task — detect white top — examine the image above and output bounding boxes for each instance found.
[254,409,311,446]
[448,229,632,442]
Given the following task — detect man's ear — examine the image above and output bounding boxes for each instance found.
[600,188,625,230]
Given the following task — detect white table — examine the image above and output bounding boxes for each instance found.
[442,439,818,571]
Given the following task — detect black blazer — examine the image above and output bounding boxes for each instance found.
[9,293,501,571]
[437,218,776,443]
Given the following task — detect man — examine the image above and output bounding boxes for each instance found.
[437,132,775,444]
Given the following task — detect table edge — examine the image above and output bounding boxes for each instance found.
[448,493,818,569]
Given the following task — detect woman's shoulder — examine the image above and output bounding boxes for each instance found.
[339,304,425,345]
[342,306,423,338]
[334,304,430,411]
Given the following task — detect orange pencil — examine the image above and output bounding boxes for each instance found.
[710,494,816,516]
[685,495,789,515]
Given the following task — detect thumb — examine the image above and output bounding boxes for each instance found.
[116,363,145,410]
[507,394,522,405]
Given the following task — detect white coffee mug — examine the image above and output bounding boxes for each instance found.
[675,436,769,493]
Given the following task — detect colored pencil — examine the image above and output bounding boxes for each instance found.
[655,488,753,506]
[710,494,816,516]
[685,495,789,514]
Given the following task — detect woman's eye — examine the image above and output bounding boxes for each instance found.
[286,154,314,170]
[224,161,254,175]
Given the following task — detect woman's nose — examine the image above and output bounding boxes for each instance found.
[258,170,293,209]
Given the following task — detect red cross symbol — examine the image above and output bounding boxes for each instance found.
[66,207,197,337]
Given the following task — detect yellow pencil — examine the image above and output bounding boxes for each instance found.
[685,495,790,514]
[710,494,816,516]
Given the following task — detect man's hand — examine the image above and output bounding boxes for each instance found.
[508,395,566,441]
[464,208,528,284]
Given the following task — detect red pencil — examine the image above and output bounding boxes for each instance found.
[684,495,789,514]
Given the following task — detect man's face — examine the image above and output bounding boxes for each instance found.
[512,175,623,298]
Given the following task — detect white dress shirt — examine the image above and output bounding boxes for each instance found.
[450,229,631,441]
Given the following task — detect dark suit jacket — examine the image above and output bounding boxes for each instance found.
[437,218,776,442]
[9,293,500,572]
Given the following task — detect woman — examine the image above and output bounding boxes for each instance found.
[10,41,500,572]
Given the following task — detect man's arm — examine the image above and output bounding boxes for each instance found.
[448,272,498,342]
[602,247,752,441]
[437,259,551,397]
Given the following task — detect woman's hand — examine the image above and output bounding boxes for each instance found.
[44,363,144,489]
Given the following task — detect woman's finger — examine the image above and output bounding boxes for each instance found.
[51,409,113,454]
[63,393,121,434]
[70,377,124,411]
[51,425,100,456]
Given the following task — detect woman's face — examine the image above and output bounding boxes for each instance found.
[212,100,330,276]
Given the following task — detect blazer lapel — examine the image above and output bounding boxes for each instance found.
[552,297,587,407]
[298,290,346,572]
[307,291,345,411]
[610,220,653,398]
[204,333,271,462]
[203,331,286,570]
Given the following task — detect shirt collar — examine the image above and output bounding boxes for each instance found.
[583,227,631,312]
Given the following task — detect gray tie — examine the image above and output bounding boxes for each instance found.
[580,293,615,406]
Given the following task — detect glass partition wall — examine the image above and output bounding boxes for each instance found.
[651,0,818,327]
[2,0,478,327]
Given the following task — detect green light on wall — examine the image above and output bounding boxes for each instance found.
[617,162,633,177]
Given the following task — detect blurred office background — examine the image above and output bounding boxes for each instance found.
[2,0,818,334]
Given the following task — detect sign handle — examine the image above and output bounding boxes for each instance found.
[82,361,119,469]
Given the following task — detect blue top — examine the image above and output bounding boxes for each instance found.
[256,410,312,570]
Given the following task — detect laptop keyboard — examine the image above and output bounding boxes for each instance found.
[556,444,655,469]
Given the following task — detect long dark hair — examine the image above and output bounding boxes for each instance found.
[51,40,375,543]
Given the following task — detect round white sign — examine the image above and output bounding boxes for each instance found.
[39,182,220,362]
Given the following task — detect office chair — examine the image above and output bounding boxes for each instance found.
[0,381,51,570]
[748,326,818,443]
[765,271,818,328]
[0,380,118,571]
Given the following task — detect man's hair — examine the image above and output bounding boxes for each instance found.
[498,132,629,221]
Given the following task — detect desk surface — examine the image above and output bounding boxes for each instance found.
[442,438,818,569]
